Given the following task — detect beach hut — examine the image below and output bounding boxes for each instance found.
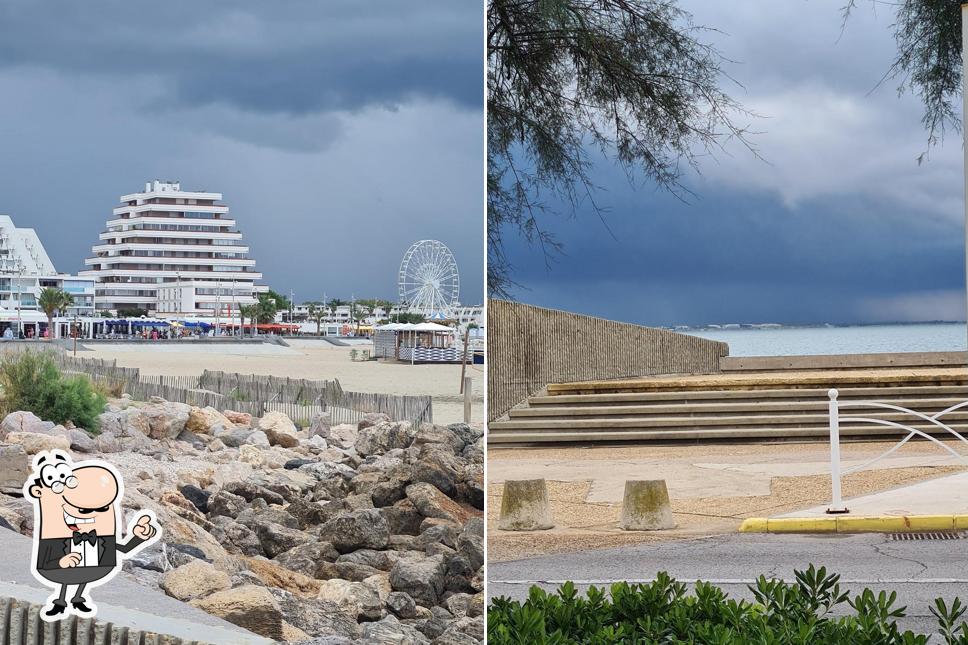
[374,321,459,363]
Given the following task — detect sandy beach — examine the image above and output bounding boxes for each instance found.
[78,338,484,425]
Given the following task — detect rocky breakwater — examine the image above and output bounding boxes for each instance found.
[0,396,485,644]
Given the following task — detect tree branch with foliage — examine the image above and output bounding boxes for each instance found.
[842,0,962,159]
[487,0,755,296]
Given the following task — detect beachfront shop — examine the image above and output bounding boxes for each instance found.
[373,322,461,363]
[223,322,301,336]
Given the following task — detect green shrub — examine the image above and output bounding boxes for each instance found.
[487,566,968,644]
[0,351,105,432]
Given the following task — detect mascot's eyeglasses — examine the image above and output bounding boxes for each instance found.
[38,463,78,494]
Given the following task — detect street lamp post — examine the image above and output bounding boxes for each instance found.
[16,262,23,340]
[963,3,968,353]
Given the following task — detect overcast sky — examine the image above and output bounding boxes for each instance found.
[0,1,483,305]
[501,0,967,326]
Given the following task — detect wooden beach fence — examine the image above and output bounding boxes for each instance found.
[0,348,433,427]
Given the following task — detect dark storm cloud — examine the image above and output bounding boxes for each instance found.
[501,0,965,324]
[0,1,483,113]
[503,185,964,326]
[0,3,484,304]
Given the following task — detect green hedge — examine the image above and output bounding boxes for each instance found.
[488,566,968,644]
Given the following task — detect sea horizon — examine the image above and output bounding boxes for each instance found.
[683,321,968,357]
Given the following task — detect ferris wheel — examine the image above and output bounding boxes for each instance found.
[398,240,460,316]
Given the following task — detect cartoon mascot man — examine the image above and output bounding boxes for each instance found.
[24,450,161,620]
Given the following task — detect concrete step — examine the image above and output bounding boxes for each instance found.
[493,409,968,431]
[487,422,968,444]
[547,372,968,395]
[509,397,968,419]
[529,385,968,407]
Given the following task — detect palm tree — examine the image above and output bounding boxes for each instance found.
[38,288,73,340]
[307,303,324,336]
[238,304,256,337]
[256,294,278,325]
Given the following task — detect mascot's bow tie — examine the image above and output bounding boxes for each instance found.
[71,531,98,546]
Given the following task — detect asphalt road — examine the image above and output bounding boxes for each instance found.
[488,532,968,635]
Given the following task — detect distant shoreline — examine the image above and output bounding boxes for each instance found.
[670,321,967,332]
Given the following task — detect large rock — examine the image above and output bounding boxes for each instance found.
[208,518,263,556]
[222,409,253,427]
[186,406,233,435]
[286,498,348,529]
[411,448,463,497]
[68,429,96,453]
[178,484,211,514]
[259,411,299,447]
[457,518,484,571]
[320,509,390,553]
[406,482,475,525]
[212,426,252,447]
[242,556,322,596]
[299,461,357,482]
[243,430,270,448]
[328,423,359,449]
[254,520,312,558]
[142,400,192,440]
[273,540,340,578]
[317,578,384,621]
[354,421,416,457]
[223,480,285,506]
[386,591,419,619]
[389,554,447,607]
[270,589,363,641]
[238,444,265,467]
[358,412,390,429]
[207,490,248,518]
[192,585,284,641]
[0,444,29,494]
[362,615,430,643]
[160,560,231,601]
[0,411,55,438]
[5,431,69,454]
[309,412,331,438]
[94,432,121,453]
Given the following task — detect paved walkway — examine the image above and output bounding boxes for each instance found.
[0,527,271,644]
[779,471,968,518]
[490,442,965,504]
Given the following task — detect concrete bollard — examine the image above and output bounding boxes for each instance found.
[498,479,555,531]
[619,480,676,531]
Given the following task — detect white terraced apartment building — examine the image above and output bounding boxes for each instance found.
[81,180,266,316]
[0,215,95,317]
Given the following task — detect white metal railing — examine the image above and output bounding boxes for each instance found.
[826,388,968,513]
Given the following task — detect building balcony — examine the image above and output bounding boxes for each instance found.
[85,269,263,281]
[107,214,235,228]
[99,229,244,241]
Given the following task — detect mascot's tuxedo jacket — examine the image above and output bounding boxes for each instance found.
[35,533,145,572]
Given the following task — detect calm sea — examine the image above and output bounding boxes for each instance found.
[685,323,968,357]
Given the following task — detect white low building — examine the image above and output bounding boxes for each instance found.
[0,215,96,324]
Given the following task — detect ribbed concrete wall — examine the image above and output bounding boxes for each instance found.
[487,300,729,420]
[0,595,198,645]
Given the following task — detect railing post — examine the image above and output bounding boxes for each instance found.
[826,388,848,514]
[463,376,473,423]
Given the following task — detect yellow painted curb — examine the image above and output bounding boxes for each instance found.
[740,514,968,533]
[738,518,768,532]
[766,517,835,533]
